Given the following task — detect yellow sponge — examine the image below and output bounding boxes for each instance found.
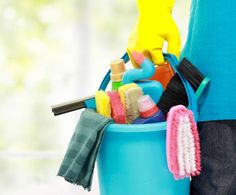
[95,90,111,118]
[118,83,138,107]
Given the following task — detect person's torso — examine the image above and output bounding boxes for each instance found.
[181,0,236,121]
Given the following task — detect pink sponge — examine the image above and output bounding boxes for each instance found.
[108,91,126,124]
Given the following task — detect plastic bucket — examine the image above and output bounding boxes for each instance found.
[97,122,190,195]
[97,53,193,195]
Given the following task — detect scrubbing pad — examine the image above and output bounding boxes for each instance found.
[166,105,201,180]
[95,90,111,118]
[124,87,143,123]
[108,91,126,124]
[118,83,138,108]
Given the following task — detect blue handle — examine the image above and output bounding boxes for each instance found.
[99,52,199,121]
[122,58,156,84]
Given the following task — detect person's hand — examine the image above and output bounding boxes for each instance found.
[127,0,181,67]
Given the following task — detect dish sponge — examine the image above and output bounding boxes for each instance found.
[95,90,111,118]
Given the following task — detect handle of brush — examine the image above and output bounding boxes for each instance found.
[163,53,199,120]
[122,58,156,84]
[51,95,95,116]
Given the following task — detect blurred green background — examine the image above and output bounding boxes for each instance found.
[0,0,189,194]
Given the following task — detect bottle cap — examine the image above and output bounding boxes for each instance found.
[110,59,126,82]
[138,95,159,118]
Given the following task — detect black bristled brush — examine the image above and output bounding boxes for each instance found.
[157,58,206,116]
[177,58,205,91]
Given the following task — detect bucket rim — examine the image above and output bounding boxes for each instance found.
[106,121,167,133]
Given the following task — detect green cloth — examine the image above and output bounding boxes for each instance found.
[57,109,113,191]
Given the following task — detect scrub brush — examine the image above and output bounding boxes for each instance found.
[157,74,188,116]
[157,58,210,116]
[166,105,201,180]
[177,58,205,92]
[124,87,143,123]
[118,83,138,109]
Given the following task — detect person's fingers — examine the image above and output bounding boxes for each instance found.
[127,28,144,68]
[148,36,165,65]
[166,25,181,58]
[126,47,140,68]
[148,48,165,65]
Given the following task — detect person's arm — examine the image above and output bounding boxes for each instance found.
[127,0,181,67]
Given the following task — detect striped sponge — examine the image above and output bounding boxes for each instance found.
[108,91,126,124]
[166,105,201,180]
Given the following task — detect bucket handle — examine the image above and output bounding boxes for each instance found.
[98,52,199,121]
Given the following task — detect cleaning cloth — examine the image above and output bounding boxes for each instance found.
[57,109,113,191]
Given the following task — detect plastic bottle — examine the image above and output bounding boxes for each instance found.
[133,95,165,124]
[110,59,126,91]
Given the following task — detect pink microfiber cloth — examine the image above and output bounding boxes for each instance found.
[108,91,126,124]
[166,105,201,180]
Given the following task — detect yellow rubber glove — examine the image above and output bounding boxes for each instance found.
[127,0,181,67]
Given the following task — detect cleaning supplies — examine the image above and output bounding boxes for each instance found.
[124,87,143,123]
[50,51,166,116]
[157,57,210,116]
[122,52,164,103]
[107,91,126,124]
[166,105,201,180]
[133,95,165,124]
[118,83,138,108]
[51,54,209,117]
[57,109,113,191]
[95,90,111,118]
[150,62,175,89]
[51,95,95,116]
[177,58,207,92]
[110,59,126,91]
[177,58,211,100]
[122,51,155,84]
[158,74,189,116]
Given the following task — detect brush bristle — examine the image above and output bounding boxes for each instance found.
[177,58,204,91]
[132,51,145,65]
[124,87,143,124]
[188,110,201,175]
[157,74,188,116]
[166,105,201,179]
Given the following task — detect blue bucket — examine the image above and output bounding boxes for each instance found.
[97,122,190,195]
[96,53,196,195]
